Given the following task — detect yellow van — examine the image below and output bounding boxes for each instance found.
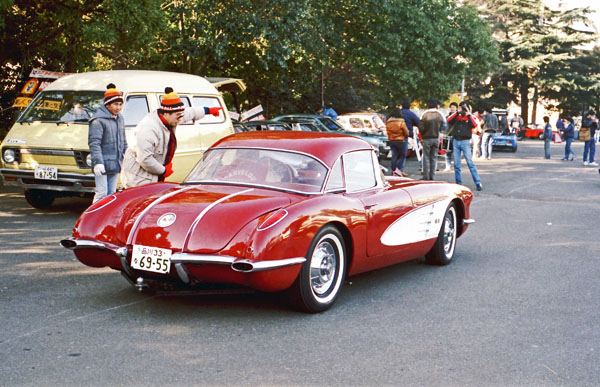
[0,70,245,208]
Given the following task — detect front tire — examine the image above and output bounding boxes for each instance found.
[425,204,457,266]
[24,189,56,209]
[289,226,346,313]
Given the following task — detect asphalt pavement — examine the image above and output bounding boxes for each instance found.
[1,139,599,386]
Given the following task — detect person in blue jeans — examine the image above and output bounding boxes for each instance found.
[582,110,598,166]
[447,102,482,191]
[561,117,576,161]
[543,115,552,159]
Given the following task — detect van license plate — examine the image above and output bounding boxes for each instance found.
[131,244,172,274]
[34,166,58,180]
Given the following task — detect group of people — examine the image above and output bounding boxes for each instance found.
[87,83,222,203]
[555,111,598,166]
[386,100,484,191]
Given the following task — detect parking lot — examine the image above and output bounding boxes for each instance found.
[1,139,599,386]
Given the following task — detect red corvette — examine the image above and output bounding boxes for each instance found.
[61,132,474,312]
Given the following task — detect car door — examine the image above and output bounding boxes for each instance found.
[341,150,413,258]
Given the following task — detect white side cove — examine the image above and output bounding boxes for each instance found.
[380,197,453,246]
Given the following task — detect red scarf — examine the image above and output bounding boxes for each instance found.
[158,113,177,181]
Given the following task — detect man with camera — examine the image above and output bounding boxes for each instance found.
[447,101,483,191]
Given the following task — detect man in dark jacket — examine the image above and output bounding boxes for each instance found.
[447,101,483,191]
[88,83,128,203]
[582,110,598,166]
[481,108,499,160]
[419,99,445,180]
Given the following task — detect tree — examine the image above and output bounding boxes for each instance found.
[465,0,599,122]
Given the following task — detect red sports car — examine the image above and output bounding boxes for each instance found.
[61,132,474,312]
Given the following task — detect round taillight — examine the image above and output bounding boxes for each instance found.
[257,209,288,231]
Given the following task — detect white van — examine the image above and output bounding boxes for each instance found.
[0,70,245,208]
[337,112,387,135]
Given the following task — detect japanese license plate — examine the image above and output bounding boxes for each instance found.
[131,244,172,274]
[34,165,57,180]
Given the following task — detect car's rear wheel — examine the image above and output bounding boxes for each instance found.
[289,225,346,313]
[425,203,457,266]
[24,189,55,209]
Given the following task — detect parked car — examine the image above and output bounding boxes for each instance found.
[491,109,518,152]
[61,131,474,313]
[243,120,293,131]
[337,112,387,135]
[0,70,245,209]
[273,114,389,159]
[517,124,559,140]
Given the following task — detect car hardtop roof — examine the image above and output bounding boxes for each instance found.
[43,70,220,95]
[211,131,373,167]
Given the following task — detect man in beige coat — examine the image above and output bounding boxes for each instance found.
[121,87,222,188]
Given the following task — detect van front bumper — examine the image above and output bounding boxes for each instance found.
[0,168,96,193]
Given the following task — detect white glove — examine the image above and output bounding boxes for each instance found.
[93,164,106,176]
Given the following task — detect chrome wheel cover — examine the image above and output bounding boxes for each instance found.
[309,233,344,303]
[443,207,457,258]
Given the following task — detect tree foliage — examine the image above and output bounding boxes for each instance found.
[0,0,496,134]
[464,0,600,120]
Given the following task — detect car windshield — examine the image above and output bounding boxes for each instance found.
[18,90,104,123]
[185,147,328,194]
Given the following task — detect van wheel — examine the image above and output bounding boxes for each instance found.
[24,189,55,209]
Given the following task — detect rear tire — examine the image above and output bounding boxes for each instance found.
[425,204,457,266]
[289,226,346,313]
[24,189,55,209]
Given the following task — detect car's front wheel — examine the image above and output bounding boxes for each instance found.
[289,225,346,313]
[425,203,457,266]
[24,189,56,209]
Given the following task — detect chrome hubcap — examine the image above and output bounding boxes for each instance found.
[310,240,337,296]
[443,209,456,257]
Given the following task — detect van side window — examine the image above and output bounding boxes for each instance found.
[123,95,149,127]
[193,96,225,124]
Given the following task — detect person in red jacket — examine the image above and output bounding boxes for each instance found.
[447,101,483,191]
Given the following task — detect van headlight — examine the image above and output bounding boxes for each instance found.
[86,153,92,167]
[3,149,15,163]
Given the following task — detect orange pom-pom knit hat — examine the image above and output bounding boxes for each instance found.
[104,83,123,106]
[160,87,185,113]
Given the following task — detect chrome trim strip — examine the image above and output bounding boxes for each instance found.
[170,252,236,265]
[463,218,476,225]
[126,185,197,245]
[232,257,306,272]
[20,148,75,156]
[182,188,254,252]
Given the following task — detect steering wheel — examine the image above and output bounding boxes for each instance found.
[271,160,294,183]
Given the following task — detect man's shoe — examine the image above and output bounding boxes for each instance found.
[570,157,576,161]
[476,183,483,191]
[401,171,408,177]
[393,168,402,176]
[583,161,589,166]
[561,158,568,161]
[589,161,599,166]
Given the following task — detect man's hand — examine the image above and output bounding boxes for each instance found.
[163,162,173,178]
[205,107,223,117]
[93,164,105,176]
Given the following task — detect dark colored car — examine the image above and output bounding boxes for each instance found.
[273,114,390,158]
